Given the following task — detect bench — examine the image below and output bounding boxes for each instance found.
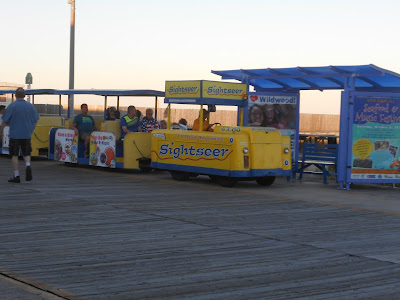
[297,143,338,184]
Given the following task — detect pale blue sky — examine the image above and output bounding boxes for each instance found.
[1,0,399,113]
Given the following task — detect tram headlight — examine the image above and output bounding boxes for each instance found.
[243,147,249,154]
[284,147,289,154]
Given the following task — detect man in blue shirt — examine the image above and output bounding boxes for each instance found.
[0,88,40,183]
[120,105,142,139]
[72,103,97,156]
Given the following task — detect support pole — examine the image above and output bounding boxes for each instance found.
[68,0,76,119]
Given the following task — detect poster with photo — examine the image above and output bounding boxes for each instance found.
[351,95,400,180]
[54,129,78,163]
[89,131,116,168]
[248,94,298,160]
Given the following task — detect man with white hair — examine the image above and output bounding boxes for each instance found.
[140,108,160,133]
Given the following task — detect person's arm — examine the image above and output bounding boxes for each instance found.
[0,121,6,138]
[138,126,142,132]
[92,116,97,131]
[71,122,79,136]
[122,126,130,134]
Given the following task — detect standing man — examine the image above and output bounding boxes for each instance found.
[120,105,142,139]
[140,108,160,133]
[71,103,97,157]
[0,88,39,183]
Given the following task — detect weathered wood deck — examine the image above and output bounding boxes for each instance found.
[1,156,400,299]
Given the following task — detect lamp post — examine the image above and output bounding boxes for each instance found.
[68,0,75,119]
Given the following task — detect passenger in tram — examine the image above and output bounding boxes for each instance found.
[106,107,116,120]
[136,109,143,121]
[171,118,188,130]
[72,103,97,157]
[261,104,286,129]
[120,105,142,139]
[141,108,160,133]
[160,120,167,129]
[192,109,219,132]
[248,104,264,126]
[114,110,120,120]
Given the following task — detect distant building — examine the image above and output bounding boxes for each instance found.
[0,82,23,106]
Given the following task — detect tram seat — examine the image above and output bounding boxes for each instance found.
[105,121,122,140]
[37,116,63,126]
[31,116,63,156]
[94,120,103,132]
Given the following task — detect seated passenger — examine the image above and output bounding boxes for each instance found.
[106,107,116,120]
[141,108,160,133]
[72,103,97,156]
[114,110,120,120]
[120,105,142,139]
[171,118,188,130]
[192,109,219,132]
[160,119,167,129]
[136,109,143,121]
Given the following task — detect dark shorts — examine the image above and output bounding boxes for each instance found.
[79,131,92,142]
[9,138,32,157]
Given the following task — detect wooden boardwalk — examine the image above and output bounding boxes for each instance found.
[0,156,400,299]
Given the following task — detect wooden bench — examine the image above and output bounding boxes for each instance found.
[297,143,338,184]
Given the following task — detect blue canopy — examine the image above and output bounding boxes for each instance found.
[212,64,400,92]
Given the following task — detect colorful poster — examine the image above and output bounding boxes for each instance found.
[89,131,116,168]
[54,129,78,163]
[351,95,400,180]
[248,95,298,160]
[1,126,10,154]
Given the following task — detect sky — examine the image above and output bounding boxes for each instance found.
[1,0,400,114]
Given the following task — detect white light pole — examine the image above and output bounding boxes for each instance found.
[68,0,75,119]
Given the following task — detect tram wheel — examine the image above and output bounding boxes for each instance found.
[256,176,276,186]
[171,171,190,181]
[215,176,237,188]
[209,175,218,182]
[139,166,152,173]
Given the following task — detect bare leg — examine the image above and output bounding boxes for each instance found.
[11,156,18,171]
[85,136,90,153]
[23,155,31,165]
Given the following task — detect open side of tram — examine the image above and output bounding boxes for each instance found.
[47,89,164,171]
[150,80,292,187]
[0,89,63,157]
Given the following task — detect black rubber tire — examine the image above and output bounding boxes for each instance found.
[171,171,190,181]
[215,176,237,187]
[139,167,153,173]
[209,175,218,182]
[256,176,276,186]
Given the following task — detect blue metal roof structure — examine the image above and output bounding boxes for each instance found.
[213,64,400,190]
[212,64,400,92]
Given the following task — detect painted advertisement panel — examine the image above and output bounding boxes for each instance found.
[165,81,201,99]
[351,95,400,180]
[202,81,247,100]
[54,129,78,163]
[1,126,10,154]
[89,131,116,168]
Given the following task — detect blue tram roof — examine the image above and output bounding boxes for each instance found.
[0,89,164,97]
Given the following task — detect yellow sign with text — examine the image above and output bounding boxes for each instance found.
[202,81,247,100]
[165,81,201,98]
